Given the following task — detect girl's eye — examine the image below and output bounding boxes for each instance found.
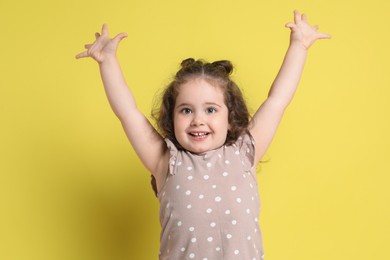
[206,107,217,113]
[181,108,192,114]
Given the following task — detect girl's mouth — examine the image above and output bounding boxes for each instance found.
[189,132,210,139]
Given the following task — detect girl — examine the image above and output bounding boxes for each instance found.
[76,10,330,260]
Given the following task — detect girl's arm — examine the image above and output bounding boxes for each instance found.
[76,25,169,183]
[250,10,331,163]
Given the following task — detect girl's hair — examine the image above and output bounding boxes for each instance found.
[153,58,250,150]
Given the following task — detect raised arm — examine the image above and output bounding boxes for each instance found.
[250,10,331,163]
[76,25,169,181]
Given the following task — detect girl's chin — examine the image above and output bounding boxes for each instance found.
[183,146,207,154]
[185,144,224,154]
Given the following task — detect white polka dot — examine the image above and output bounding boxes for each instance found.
[166,203,170,209]
[187,175,193,180]
[210,222,216,227]
[250,183,253,188]
[189,227,195,232]
[212,185,217,189]
[177,221,182,226]
[206,162,212,167]
[247,236,252,240]
[243,174,247,178]
[232,220,237,225]
[203,258,208,260]
[255,217,258,222]
[251,196,255,201]
[231,186,237,191]
[222,172,228,177]
[181,247,185,252]
[206,208,212,213]
[189,253,195,258]
[236,198,242,203]
[198,194,204,199]
[225,160,230,164]
[177,161,182,166]
[215,196,221,202]
[246,209,251,214]
[191,238,197,243]
[235,150,240,155]
[226,234,232,239]
[225,209,231,215]
[218,154,222,158]
[185,190,191,195]
[234,250,240,255]
[207,236,213,242]
[176,185,180,190]
[203,175,209,180]
[216,247,221,251]
[187,166,193,171]
[187,204,192,209]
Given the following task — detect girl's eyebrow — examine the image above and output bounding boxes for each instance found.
[175,103,192,109]
[205,102,222,108]
[175,102,222,109]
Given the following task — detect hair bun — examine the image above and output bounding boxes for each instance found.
[211,60,233,75]
[180,58,196,68]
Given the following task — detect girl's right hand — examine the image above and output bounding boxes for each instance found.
[75,24,127,63]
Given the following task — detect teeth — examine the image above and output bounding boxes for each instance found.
[191,132,207,136]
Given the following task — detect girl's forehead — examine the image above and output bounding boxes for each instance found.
[176,78,225,102]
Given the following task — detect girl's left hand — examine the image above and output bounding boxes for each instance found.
[286,10,331,49]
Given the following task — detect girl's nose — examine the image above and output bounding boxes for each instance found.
[190,113,205,126]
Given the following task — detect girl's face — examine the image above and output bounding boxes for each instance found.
[173,77,229,154]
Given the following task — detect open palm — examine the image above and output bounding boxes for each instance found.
[286,10,331,49]
[76,24,127,63]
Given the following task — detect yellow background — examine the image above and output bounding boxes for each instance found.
[1,0,389,259]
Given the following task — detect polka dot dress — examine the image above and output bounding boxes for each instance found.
[158,134,264,260]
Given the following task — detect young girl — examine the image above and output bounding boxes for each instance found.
[76,10,330,260]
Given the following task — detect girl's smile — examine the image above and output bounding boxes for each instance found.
[188,131,210,140]
[173,77,229,154]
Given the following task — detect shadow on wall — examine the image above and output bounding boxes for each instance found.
[43,158,160,260]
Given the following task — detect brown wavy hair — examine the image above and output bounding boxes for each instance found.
[152,58,251,150]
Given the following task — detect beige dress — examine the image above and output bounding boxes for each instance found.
[158,134,264,260]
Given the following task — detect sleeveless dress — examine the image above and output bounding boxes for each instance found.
[158,134,264,260]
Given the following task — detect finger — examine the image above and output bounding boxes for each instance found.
[302,13,308,23]
[112,32,128,46]
[317,32,332,39]
[84,44,93,49]
[101,24,109,36]
[285,22,296,31]
[95,32,100,40]
[75,51,89,59]
[294,10,301,23]
[313,25,319,31]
